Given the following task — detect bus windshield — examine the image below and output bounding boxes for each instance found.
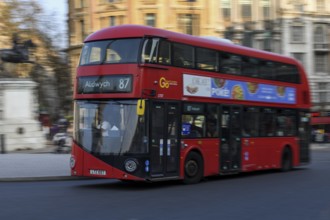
[79,38,141,65]
[74,100,147,155]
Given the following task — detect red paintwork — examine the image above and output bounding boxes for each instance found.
[240,137,299,172]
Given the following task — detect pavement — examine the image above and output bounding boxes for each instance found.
[0,142,329,182]
[0,143,74,182]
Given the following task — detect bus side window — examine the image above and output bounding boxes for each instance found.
[141,38,159,63]
[158,40,171,65]
[196,48,217,71]
[243,107,259,137]
[259,60,275,80]
[182,115,204,138]
[206,105,219,137]
[219,53,241,75]
[276,64,300,83]
[276,110,286,136]
[172,43,194,68]
[260,108,276,137]
[276,109,297,136]
[242,57,259,78]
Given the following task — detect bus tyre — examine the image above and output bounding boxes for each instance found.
[184,152,203,184]
[281,148,292,172]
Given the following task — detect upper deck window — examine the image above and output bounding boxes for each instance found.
[141,38,160,63]
[172,43,194,68]
[276,64,300,83]
[259,60,275,80]
[196,48,218,71]
[219,53,242,75]
[79,38,141,66]
[241,57,259,77]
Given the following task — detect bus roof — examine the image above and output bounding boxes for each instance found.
[85,25,300,66]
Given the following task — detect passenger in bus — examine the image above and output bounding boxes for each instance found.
[190,126,202,137]
[95,119,111,153]
[206,120,218,137]
[97,120,110,137]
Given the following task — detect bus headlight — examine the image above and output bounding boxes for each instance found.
[124,159,138,173]
[70,156,76,169]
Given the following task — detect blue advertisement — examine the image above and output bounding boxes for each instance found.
[183,74,296,104]
[211,78,296,104]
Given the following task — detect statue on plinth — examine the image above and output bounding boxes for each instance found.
[0,33,36,63]
[0,33,36,78]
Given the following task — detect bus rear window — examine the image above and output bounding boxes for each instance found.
[276,64,300,83]
[79,38,141,65]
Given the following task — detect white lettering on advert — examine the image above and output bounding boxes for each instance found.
[211,88,230,97]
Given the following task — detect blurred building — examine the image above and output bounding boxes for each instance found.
[279,0,330,114]
[67,0,330,112]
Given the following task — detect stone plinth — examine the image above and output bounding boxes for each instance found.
[0,79,45,151]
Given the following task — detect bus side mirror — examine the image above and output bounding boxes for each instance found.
[137,99,145,116]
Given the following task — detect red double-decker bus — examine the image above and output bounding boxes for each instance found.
[71,25,311,183]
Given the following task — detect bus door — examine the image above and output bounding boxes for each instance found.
[150,101,180,179]
[220,105,242,173]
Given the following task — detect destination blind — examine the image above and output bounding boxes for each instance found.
[77,75,132,94]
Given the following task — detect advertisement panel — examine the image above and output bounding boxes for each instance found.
[183,74,296,104]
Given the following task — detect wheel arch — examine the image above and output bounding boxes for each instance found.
[181,147,205,183]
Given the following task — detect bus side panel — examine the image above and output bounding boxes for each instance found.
[82,151,114,178]
[140,66,183,101]
[201,139,220,176]
[241,138,257,172]
[180,139,220,178]
[242,137,299,171]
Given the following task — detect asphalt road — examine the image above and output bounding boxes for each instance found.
[0,148,329,220]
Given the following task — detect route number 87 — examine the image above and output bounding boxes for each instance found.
[119,78,130,90]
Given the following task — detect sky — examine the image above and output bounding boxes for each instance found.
[36,0,68,48]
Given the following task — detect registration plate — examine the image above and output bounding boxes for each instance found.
[89,169,107,176]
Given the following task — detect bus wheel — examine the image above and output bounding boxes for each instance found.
[184,152,203,184]
[281,147,292,172]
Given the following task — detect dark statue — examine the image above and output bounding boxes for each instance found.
[0,34,36,63]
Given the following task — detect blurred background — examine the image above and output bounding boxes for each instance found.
[1,0,330,150]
